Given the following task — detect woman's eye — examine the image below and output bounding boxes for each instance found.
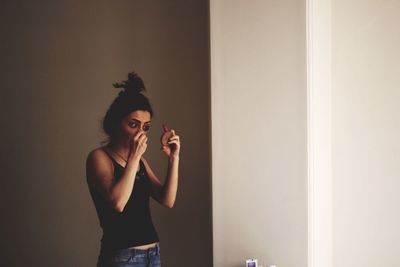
[144,125,151,131]
[130,123,138,128]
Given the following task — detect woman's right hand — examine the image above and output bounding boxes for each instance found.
[128,130,148,159]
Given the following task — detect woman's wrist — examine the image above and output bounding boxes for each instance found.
[169,155,179,161]
[128,153,141,163]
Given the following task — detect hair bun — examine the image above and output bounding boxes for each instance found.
[113,71,146,96]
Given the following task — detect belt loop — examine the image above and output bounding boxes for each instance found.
[156,243,160,255]
[132,248,136,257]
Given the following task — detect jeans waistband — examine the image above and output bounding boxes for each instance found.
[101,243,160,257]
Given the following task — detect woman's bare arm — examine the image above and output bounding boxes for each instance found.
[86,149,141,212]
[142,156,179,208]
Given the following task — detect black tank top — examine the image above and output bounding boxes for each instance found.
[87,150,159,250]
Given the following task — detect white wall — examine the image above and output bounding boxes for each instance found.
[332,1,400,266]
[210,1,308,266]
[306,0,333,266]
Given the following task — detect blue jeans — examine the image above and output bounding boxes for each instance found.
[97,243,161,267]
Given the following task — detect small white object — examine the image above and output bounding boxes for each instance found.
[245,259,258,267]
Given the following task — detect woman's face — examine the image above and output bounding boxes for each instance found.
[116,110,152,142]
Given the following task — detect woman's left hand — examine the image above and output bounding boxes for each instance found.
[161,129,180,158]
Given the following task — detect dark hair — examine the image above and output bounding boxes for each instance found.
[101,71,154,145]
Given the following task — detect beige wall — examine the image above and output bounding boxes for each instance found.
[210,0,308,266]
[332,1,400,266]
[0,1,212,266]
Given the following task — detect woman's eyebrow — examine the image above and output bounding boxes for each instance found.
[130,118,151,123]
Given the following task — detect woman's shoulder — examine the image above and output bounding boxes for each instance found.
[87,146,109,159]
[85,146,115,184]
[86,146,113,170]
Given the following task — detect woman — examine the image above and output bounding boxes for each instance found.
[86,71,180,267]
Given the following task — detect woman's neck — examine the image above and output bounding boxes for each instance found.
[106,140,130,158]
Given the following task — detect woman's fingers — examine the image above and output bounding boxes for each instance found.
[138,135,148,145]
[168,135,180,142]
[167,139,180,145]
[133,131,142,141]
[138,133,147,141]
[134,130,145,141]
[161,145,170,154]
